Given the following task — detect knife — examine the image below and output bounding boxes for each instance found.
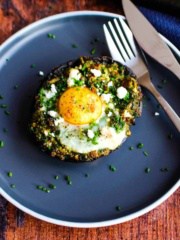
[122,0,180,79]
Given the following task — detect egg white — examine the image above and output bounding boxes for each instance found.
[46,109,127,154]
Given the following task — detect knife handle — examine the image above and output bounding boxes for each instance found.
[146,82,180,132]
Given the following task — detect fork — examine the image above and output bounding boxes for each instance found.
[103,18,180,132]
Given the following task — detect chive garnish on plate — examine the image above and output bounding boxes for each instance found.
[143,151,149,157]
[54,175,59,180]
[0,140,4,148]
[0,104,7,109]
[109,165,117,172]
[90,48,96,55]
[144,167,151,173]
[47,33,56,39]
[72,43,78,48]
[30,64,36,68]
[7,171,13,177]
[129,146,134,150]
[116,206,121,211]
[65,175,72,185]
[137,143,144,149]
[49,184,56,189]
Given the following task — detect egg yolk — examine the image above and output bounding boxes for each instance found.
[59,87,102,125]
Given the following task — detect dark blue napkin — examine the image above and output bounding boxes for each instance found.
[138,6,180,49]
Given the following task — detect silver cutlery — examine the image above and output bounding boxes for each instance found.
[122,0,180,79]
[103,18,180,131]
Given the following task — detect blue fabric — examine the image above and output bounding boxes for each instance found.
[138,6,180,49]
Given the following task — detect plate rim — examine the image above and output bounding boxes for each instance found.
[0,10,179,228]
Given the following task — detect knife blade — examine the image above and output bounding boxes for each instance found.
[122,0,180,79]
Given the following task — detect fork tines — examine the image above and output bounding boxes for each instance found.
[103,18,137,63]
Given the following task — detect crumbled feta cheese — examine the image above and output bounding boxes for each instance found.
[50,84,57,94]
[44,84,57,99]
[47,110,59,118]
[154,112,160,116]
[101,126,116,138]
[108,103,114,109]
[39,106,46,111]
[38,71,44,76]
[67,78,74,87]
[107,111,113,117]
[90,69,101,77]
[117,86,128,99]
[45,91,55,99]
[101,93,112,103]
[54,117,64,126]
[67,68,81,87]
[87,129,95,139]
[108,81,113,87]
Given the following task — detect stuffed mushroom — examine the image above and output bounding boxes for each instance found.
[29,56,142,162]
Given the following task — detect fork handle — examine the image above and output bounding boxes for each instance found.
[145,82,180,132]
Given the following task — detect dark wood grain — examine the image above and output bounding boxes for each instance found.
[0,196,8,240]
[0,1,180,239]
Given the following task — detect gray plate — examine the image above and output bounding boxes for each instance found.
[0,11,179,228]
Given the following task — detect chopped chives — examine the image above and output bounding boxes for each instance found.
[116,206,121,211]
[65,175,71,181]
[137,143,144,149]
[36,185,43,190]
[0,140,4,148]
[143,151,149,157]
[72,43,78,48]
[10,184,16,188]
[47,33,56,39]
[30,64,36,68]
[7,171,13,177]
[0,95,3,100]
[36,185,51,193]
[42,187,47,192]
[49,184,56,189]
[54,175,59,180]
[90,48,96,55]
[145,167,151,173]
[4,110,10,115]
[65,175,72,185]
[67,180,72,185]
[0,104,7,109]
[109,165,117,172]
[129,146,134,150]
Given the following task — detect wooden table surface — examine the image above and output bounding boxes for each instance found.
[0,1,179,240]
